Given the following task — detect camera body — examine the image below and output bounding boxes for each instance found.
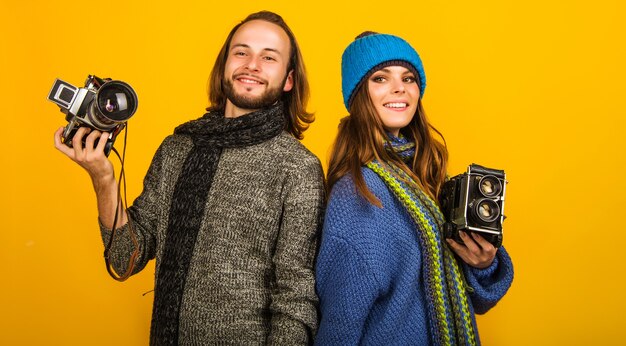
[439,164,507,248]
[48,75,138,156]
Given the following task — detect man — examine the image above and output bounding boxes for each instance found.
[54,11,324,345]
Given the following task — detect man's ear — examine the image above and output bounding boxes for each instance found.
[283,70,294,92]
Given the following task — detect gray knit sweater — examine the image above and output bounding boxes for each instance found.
[100,131,325,345]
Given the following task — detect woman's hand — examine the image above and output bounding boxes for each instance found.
[446,231,497,269]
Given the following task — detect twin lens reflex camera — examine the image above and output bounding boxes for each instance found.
[439,164,507,248]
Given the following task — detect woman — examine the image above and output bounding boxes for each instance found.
[315,32,514,345]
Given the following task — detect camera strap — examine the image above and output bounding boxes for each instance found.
[103,127,140,282]
[104,203,139,281]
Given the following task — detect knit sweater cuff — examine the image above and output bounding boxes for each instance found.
[468,255,499,279]
[463,246,514,314]
[98,218,138,275]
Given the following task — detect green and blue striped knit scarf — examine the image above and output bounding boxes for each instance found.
[366,135,477,346]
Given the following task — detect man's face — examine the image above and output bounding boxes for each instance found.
[223,19,294,115]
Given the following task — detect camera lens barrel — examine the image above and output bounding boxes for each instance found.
[87,102,118,131]
[477,175,502,198]
[94,80,138,123]
[471,198,501,224]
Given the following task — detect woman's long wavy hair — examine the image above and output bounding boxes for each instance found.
[327,81,449,207]
[206,11,314,139]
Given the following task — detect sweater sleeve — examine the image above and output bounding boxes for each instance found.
[462,246,514,314]
[98,138,170,277]
[267,155,325,345]
[315,175,389,346]
[315,233,382,346]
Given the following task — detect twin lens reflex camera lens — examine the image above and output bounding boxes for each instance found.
[472,175,502,224]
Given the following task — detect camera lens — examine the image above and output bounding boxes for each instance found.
[472,198,500,224]
[95,81,138,122]
[477,175,502,198]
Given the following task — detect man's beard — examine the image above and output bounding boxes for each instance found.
[223,75,287,110]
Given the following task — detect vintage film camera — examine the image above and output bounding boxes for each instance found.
[47,75,138,156]
[439,164,507,248]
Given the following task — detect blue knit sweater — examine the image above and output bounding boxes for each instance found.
[315,168,514,345]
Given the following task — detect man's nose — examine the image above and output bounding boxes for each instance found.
[244,56,261,72]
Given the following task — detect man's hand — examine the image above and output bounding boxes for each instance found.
[53,126,125,228]
[446,231,497,269]
[54,126,115,181]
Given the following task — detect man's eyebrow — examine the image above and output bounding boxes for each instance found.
[230,43,281,54]
[263,48,281,54]
[230,43,250,50]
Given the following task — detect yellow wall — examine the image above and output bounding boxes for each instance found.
[1,0,625,344]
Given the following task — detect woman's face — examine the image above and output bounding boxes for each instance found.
[367,65,420,137]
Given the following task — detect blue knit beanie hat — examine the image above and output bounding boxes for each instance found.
[341,32,426,110]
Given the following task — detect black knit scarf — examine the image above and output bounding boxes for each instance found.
[150,102,286,345]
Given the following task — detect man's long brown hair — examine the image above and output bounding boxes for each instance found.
[327,82,448,207]
[206,11,313,139]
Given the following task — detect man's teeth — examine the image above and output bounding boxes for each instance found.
[384,102,407,108]
[240,78,261,84]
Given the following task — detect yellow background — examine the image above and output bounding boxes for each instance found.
[1,0,625,344]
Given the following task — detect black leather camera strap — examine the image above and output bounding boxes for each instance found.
[104,207,139,281]
[103,136,139,282]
